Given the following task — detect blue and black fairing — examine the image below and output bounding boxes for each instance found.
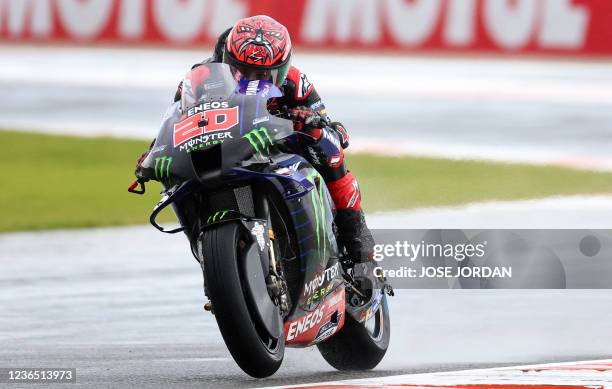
[139,64,293,186]
[140,63,341,320]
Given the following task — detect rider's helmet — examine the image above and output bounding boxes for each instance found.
[223,15,292,87]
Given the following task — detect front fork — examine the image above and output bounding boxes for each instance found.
[201,194,290,317]
[254,192,290,316]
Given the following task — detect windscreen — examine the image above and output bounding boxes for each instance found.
[180,63,239,113]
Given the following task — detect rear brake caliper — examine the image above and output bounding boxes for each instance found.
[341,257,394,310]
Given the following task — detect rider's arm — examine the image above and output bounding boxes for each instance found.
[283,67,349,149]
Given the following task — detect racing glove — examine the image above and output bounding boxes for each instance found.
[134,139,155,181]
[289,106,326,142]
[290,107,345,169]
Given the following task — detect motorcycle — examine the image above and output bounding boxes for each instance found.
[128,63,391,378]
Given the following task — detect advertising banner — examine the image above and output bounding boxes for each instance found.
[1,0,611,57]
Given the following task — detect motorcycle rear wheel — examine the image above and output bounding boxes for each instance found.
[317,294,390,370]
[201,222,284,378]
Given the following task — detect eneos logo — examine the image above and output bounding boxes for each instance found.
[286,305,325,341]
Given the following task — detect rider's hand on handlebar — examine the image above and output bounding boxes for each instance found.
[289,106,324,142]
[134,138,156,181]
[134,150,150,181]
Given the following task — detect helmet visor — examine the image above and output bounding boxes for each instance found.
[235,58,291,87]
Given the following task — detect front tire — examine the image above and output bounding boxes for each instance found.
[201,222,284,378]
[317,294,390,370]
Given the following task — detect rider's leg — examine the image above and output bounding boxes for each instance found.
[300,123,375,264]
[324,171,375,263]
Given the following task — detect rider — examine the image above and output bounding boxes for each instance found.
[137,15,375,266]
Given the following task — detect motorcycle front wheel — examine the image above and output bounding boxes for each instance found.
[200,222,284,378]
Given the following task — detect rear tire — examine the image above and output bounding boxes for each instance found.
[201,222,284,378]
[317,294,390,371]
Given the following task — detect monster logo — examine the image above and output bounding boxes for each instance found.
[207,210,229,223]
[243,127,274,156]
[154,156,173,180]
[305,170,328,260]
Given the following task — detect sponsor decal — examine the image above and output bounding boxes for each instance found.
[306,283,334,305]
[251,222,266,251]
[207,210,229,223]
[361,290,383,322]
[305,169,328,259]
[252,116,270,126]
[346,181,360,209]
[314,313,342,342]
[186,101,230,117]
[289,161,301,171]
[274,167,292,176]
[322,128,341,151]
[274,161,300,176]
[3,1,611,57]
[286,305,325,341]
[243,127,274,155]
[261,84,271,98]
[298,73,312,99]
[326,288,345,307]
[334,123,350,148]
[310,100,324,111]
[304,263,340,297]
[174,106,238,147]
[246,80,260,96]
[306,146,322,165]
[154,156,172,179]
[149,145,167,154]
[204,81,225,91]
[178,131,232,153]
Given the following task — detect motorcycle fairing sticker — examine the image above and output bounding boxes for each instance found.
[285,304,325,342]
[313,312,342,343]
[173,106,239,148]
[284,288,345,344]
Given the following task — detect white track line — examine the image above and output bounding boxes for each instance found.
[368,195,612,229]
[262,359,612,388]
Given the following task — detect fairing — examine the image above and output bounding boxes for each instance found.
[140,63,292,187]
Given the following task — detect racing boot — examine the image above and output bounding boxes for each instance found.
[331,200,393,321]
[327,173,393,301]
[334,208,375,264]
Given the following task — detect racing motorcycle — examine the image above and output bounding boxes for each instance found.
[128,63,390,378]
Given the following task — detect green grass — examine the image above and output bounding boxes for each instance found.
[349,154,612,211]
[1,130,612,232]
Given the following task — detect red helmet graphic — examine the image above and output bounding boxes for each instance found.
[224,15,292,86]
